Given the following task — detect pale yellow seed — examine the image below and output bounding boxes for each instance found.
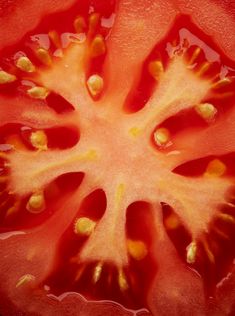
[165,213,180,230]
[36,48,52,66]
[197,62,210,76]
[74,217,96,236]
[148,60,164,80]
[202,239,215,264]
[74,16,86,33]
[16,56,35,73]
[118,269,129,291]
[0,176,8,183]
[0,70,16,84]
[27,86,49,100]
[129,127,141,137]
[90,35,106,57]
[189,47,201,65]
[186,241,197,264]
[204,159,226,177]
[27,192,45,213]
[217,213,235,224]
[89,13,100,32]
[30,130,48,150]
[127,239,148,261]
[211,78,231,90]
[195,103,217,121]
[48,30,61,48]
[154,128,170,146]
[93,262,103,283]
[16,274,35,288]
[87,74,104,96]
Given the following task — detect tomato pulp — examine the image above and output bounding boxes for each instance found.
[0,0,235,315]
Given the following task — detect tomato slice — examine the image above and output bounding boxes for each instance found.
[0,0,235,315]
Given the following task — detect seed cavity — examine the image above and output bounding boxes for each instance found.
[148,60,164,81]
[154,128,170,146]
[30,130,48,150]
[127,239,148,261]
[0,70,16,84]
[74,217,96,236]
[26,191,45,213]
[90,35,106,58]
[74,16,86,33]
[204,159,226,178]
[27,86,49,100]
[36,48,52,66]
[195,103,217,121]
[87,74,104,96]
[16,56,36,73]
[186,241,197,264]
[16,274,35,288]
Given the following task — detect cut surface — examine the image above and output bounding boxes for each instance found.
[0,1,235,316]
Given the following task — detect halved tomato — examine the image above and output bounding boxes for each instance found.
[0,0,235,315]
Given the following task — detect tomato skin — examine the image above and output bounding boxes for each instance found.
[0,0,235,315]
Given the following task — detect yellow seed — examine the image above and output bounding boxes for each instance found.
[129,127,141,137]
[75,264,86,282]
[36,48,52,66]
[0,152,8,160]
[164,213,180,230]
[93,262,103,283]
[118,269,129,291]
[87,74,104,96]
[74,16,86,33]
[188,47,201,65]
[27,86,49,100]
[27,191,45,213]
[74,217,96,236]
[217,213,235,224]
[154,128,170,146]
[16,274,35,288]
[89,13,100,32]
[90,35,106,58]
[204,159,226,177]
[0,70,16,84]
[16,56,35,73]
[5,201,20,217]
[211,78,231,90]
[195,103,217,121]
[148,60,164,81]
[30,130,48,150]
[0,176,8,183]
[48,30,61,48]
[197,62,210,76]
[127,239,148,261]
[186,241,197,264]
[202,239,215,264]
[213,227,229,240]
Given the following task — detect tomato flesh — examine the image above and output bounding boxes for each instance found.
[0,1,235,315]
